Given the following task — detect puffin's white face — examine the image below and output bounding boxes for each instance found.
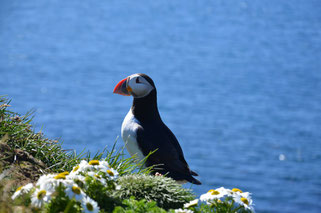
[113,74,155,98]
[127,74,154,98]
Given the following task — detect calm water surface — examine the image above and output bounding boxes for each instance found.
[1,1,321,212]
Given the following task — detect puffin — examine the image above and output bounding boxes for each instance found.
[113,73,201,185]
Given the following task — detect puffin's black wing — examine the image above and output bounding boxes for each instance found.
[163,124,199,177]
[136,121,201,185]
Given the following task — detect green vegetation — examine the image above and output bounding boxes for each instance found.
[113,197,167,213]
[0,96,255,213]
[114,174,194,210]
[0,96,194,212]
[0,96,80,174]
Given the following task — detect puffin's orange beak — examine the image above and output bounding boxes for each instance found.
[113,78,131,96]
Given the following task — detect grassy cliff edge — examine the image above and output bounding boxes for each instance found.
[0,97,195,212]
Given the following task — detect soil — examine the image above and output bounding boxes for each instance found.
[0,142,46,202]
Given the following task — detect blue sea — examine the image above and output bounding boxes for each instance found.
[1,0,321,212]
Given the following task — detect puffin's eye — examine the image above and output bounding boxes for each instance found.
[136,78,140,83]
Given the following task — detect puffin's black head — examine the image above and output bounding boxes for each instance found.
[113,73,156,98]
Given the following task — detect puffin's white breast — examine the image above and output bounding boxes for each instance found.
[121,109,145,162]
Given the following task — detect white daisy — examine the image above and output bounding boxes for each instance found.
[75,160,92,173]
[31,189,51,208]
[11,183,34,200]
[68,171,81,179]
[231,188,243,194]
[87,171,96,177]
[68,173,86,186]
[65,184,85,201]
[200,187,230,203]
[71,165,80,173]
[94,160,110,172]
[88,160,109,172]
[74,160,108,173]
[99,160,110,169]
[37,173,72,193]
[82,170,107,185]
[174,208,193,213]
[81,196,99,213]
[105,168,119,180]
[184,199,199,209]
[36,174,56,192]
[233,192,255,213]
[94,174,107,185]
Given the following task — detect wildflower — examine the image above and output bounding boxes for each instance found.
[233,192,255,212]
[209,189,220,195]
[93,160,110,172]
[88,160,100,165]
[241,197,249,205]
[68,173,86,185]
[11,183,34,200]
[200,187,230,203]
[37,174,72,192]
[65,184,85,201]
[106,168,119,180]
[232,188,243,193]
[76,160,102,173]
[72,165,80,172]
[81,196,99,213]
[91,173,107,185]
[36,174,56,191]
[99,161,110,168]
[60,171,70,176]
[184,199,199,209]
[31,189,51,208]
[106,170,114,176]
[54,172,68,179]
[72,160,110,175]
[174,208,193,213]
[87,171,96,177]
[75,160,92,173]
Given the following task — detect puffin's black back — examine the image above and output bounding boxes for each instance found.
[131,74,201,185]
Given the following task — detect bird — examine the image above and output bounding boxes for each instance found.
[113,73,201,185]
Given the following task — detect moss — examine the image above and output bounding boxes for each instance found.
[113,174,195,210]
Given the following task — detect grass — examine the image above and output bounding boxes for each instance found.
[0,96,153,212]
[0,96,81,173]
[0,96,195,212]
[0,96,151,176]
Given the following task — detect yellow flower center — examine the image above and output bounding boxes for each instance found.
[241,197,249,205]
[208,189,220,195]
[72,186,81,194]
[107,170,114,176]
[73,165,80,172]
[89,160,100,165]
[61,171,69,176]
[94,174,101,179]
[16,186,22,192]
[54,173,66,179]
[86,203,94,211]
[37,190,47,199]
[232,188,243,193]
